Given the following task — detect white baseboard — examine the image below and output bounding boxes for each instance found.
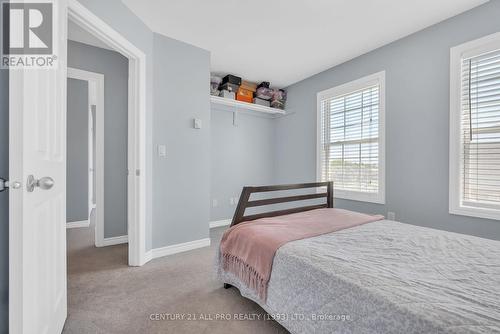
[98,235,128,247]
[151,238,211,260]
[66,220,90,229]
[143,250,153,264]
[209,219,231,229]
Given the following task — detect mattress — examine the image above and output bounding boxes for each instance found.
[216,220,500,334]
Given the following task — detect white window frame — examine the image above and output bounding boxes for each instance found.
[449,32,500,221]
[316,71,386,204]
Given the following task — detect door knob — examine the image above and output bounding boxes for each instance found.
[27,175,55,192]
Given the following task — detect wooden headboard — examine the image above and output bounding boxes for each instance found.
[230,182,333,227]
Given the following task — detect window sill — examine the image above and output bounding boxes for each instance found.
[450,205,500,221]
[334,191,385,205]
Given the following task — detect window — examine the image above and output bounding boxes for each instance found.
[450,33,500,220]
[317,72,385,204]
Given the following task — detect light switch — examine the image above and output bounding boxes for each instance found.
[194,118,202,129]
[158,145,166,157]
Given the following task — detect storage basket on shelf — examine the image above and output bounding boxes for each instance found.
[256,87,273,100]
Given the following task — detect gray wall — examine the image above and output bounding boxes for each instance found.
[152,33,211,247]
[0,68,8,334]
[66,78,89,222]
[210,110,275,221]
[274,0,500,240]
[68,40,129,238]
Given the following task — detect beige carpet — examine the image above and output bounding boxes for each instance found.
[63,222,288,334]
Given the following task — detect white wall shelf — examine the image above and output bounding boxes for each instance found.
[210,96,286,118]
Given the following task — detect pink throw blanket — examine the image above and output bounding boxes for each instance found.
[220,208,384,301]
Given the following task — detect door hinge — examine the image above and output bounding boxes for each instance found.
[0,178,7,192]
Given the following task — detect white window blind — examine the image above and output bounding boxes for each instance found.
[318,72,385,204]
[461,49,500,210]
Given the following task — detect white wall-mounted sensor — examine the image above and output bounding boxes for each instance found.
[193,118,202,129]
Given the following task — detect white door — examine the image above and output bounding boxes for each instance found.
[9,0,68,333]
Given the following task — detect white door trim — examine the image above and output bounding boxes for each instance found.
[88,102,95,217]
[66,220,90,229]
[68,0,147,266]
[88,104,93,216]
[67,67,108,248]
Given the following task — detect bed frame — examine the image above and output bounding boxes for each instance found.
[224,182,333,289]
[230,181,334,227]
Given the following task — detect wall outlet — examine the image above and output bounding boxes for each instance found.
[212,199,218,208]
[387,211,396,221]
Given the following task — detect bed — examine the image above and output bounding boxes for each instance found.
[216,182,500,334]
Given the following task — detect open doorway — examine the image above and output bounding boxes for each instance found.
[66,1,148,267]
[66,11,132,262]
[66,66,114,248]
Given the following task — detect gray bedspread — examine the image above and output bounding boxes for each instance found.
[216,220,500,334]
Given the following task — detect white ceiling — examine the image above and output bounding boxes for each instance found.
[68,20,115,52]
[122,0,488,88]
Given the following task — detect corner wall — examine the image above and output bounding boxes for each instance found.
[152,33,211,247]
